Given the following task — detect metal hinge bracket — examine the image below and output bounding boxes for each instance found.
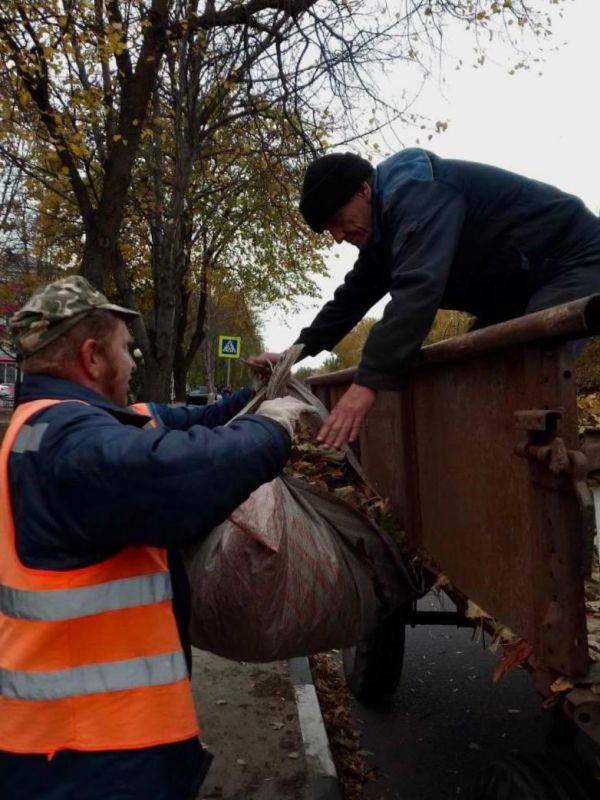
[514,408,596,576]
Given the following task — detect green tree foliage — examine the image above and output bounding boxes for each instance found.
[333,317,378,368]
[293,364,319,383]
[0,1,565,397]
[293,309,476,382]
[189,284,264,393]
[575,337,600,393]
[425,309,474,345]
[290,316,378,380]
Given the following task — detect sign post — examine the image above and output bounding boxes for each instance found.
[217,335,241,388]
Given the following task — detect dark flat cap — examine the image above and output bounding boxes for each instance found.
[299,152,374,233]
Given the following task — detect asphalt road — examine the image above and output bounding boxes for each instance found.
[348,595,549,800]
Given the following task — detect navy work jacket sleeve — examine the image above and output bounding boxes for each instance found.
[21,402,290,557]
[355,180,466,390]
[295,244,391,357]
[295,181,465,388]
[149,387,254,430]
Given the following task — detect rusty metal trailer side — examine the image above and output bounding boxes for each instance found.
[308,296,600,680]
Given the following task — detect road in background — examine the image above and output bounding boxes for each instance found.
[349,596,548,800]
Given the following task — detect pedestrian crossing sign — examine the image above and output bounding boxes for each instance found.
[218,335,241,359]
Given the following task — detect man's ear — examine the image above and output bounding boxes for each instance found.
[78,338,104,380]
[359,180,372,201]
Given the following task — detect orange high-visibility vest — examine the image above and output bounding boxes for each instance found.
[0,399,198,755]
[129,402,158,429]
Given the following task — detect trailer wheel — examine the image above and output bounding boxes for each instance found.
[342,606,406,705]
[468,753,591,800]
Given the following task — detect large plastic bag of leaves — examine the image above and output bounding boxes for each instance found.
[185,346,420,662]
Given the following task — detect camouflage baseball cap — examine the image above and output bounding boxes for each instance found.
[10,275,139,358]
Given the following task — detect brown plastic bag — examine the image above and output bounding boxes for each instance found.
[185,346,419,661]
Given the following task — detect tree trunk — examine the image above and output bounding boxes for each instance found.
[81,228,112,290]
[139,341,174,400]
[173,288,190,401]
[142,296,177,401]
[172,358,187,401]
[202,337,217,397]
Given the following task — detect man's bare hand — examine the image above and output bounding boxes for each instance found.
[317,384,376,448]
[246,352,281,375]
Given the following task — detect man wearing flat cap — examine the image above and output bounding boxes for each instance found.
[254,149,600,447]
[0,276,310,800]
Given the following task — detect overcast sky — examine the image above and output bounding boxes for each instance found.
[261,0,600,367]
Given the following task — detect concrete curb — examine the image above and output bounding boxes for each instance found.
[288,657,343,800]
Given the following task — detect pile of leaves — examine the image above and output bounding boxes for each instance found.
[587,600,600,663]
[309,653,374,800]
[288,428,401,797]
[574,336,600,393]
[578,393,600,661]
[285,425,405,549]
[577,392,600,431]
[586,558,600,663]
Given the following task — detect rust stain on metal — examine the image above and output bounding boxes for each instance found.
[308,295,600,386]
[564,689,600,746]
[514,409,563,432]
[418,294,600,367]
[308,300,592,677]
[408,344,587,675]
[359,391,408,522]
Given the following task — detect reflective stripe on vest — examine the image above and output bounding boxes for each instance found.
[12,423,49,453]
[0,650,188,700]
[0,399,199,754]
[0,571,172,620]
[129,402,158,429]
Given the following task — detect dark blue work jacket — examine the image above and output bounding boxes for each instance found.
[297,148,600,389]
[0,374,290,800]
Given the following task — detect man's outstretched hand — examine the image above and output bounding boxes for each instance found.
[317,384,376,448]
[246,352,281,375]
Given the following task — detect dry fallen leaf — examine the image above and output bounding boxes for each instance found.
[287,426,405,548]
[492,639,533,684]
[309,653,375,800]
[550,676,574,693]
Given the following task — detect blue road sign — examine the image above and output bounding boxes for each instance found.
[218,335,241,359]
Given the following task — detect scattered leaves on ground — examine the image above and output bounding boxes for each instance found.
[309,653,374,800]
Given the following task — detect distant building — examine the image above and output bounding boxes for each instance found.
[0,277,20,402]
[0,249,54,403]
[0,259,19,402]
[0,344,17,400]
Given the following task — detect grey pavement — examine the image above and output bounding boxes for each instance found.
[191,650,311,800]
